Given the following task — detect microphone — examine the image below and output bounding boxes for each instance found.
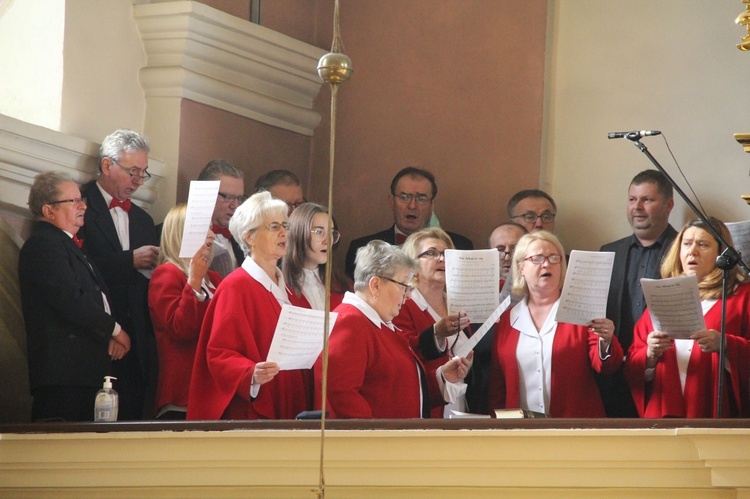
[608,130,662,140]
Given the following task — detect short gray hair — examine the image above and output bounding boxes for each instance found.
[353,240,418,292]
[98,129,150,171]
[198,159,244,181]
[229,190,288,256]
[28,171,74,219]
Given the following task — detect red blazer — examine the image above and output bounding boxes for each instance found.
[489,312,623,418]
[148,263,221,415]
[625,283,750,418]
[187,269,313,420]
[315,302,441,419]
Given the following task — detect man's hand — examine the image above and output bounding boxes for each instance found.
[133,245,159,270]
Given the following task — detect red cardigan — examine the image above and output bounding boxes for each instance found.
[187,269,313,420]
[315,302,441,419]
[148,263,222,415]
[625,283,750,418]
[489,311,623,418]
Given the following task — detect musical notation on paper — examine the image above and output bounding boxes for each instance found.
[266,305,338,370]
[453,296,511,358]
[445,249,500,324]
[641,275,705,339]
[179,180,221,258]
[555,250,614,326]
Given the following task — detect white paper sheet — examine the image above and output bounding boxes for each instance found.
[179,180,221,258]
[725,219,750,275]
[452,296,511,359]
[641,275,705,339]
[555,250,614,326]
[445,249,500,324]
[266,305,338,370]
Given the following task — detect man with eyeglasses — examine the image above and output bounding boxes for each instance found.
[254,169,305,215]
[507,189,558,233]
[488,221,528,290]
[19,172,131,421]
[80,129,159,421]
[344,166,473,279]
[598,169,677,418]
[197,159,246,277]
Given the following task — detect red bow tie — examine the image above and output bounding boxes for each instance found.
[73,234,84,249]
[395,232,407,245]
[109,198,132,212]
[211,224,232,239]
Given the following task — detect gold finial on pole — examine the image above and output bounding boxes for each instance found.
[313,1,352,498]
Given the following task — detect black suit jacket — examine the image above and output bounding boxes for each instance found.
[19,221,114,391]
[345,225,474,279]
[80,181,158,376]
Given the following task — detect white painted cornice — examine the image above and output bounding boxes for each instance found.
[0,114,165,212]
[133,1,327,136]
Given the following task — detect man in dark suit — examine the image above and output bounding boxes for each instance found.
[80,129,159,421]
[599,169,677,417]
[19,172,131,422]
[345,167,473,278]
[198,159,246,277]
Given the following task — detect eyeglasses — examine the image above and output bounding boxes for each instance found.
[48,197,87,206]
[496,246,515,260]
[417,248,446,260]
[286,201,305,212]
[311,227,341,244]
[218,192,247,204]
[377,275,415,295]
[262,221,290,232]
[393,193,432,205]
[524,254,563,265]
[111,159,152,181]
[511,212,556,224]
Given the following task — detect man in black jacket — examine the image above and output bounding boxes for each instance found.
[345,167,473,279]
[19,172,131,422]
[599,169,677,417]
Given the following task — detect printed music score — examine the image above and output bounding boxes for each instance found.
[179,180,221,258]
[725,219,750,275]
[642,275,705,339]
[555,250,614,326]
[453,296,511,358]
[445,249,500,324]
[266,305,338,370]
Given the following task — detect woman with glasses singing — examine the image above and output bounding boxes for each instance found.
[625,217,750,418]
[488,231,623,417]
[148,204,220,420]
[188,191,312,420]
[317,240,473,418]
[282,203,349,311]
[393,228,471,416]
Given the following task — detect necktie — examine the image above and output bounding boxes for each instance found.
[211,224,232,239]
[109,198,132,212]
[73,234,84,249]
[395,232,407,245]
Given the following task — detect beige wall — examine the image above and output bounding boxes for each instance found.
[547,1,750,252]
[309,1,548,257]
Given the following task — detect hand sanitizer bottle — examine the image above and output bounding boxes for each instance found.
[94,376,118,422]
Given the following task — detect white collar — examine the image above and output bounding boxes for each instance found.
[342,291,394,330]
[96,181,114,206]
[409,289,442,323]
[510,296,560,337]
[241,257,290,305]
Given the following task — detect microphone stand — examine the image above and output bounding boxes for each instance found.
[627,138,750,418]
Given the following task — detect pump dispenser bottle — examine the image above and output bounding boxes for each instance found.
[94,376,118,422]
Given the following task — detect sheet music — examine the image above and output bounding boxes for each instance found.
[179,180,221,258]
[453,296,511,358]
[641,275,705,339]
[725,219,750,275]
[266,305,338,370]
[555,250,614,326]
[445,249,500,324]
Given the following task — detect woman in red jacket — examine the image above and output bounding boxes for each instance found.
[148,203,220,419]
[489,231,623,417]
[625,217,750,418]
